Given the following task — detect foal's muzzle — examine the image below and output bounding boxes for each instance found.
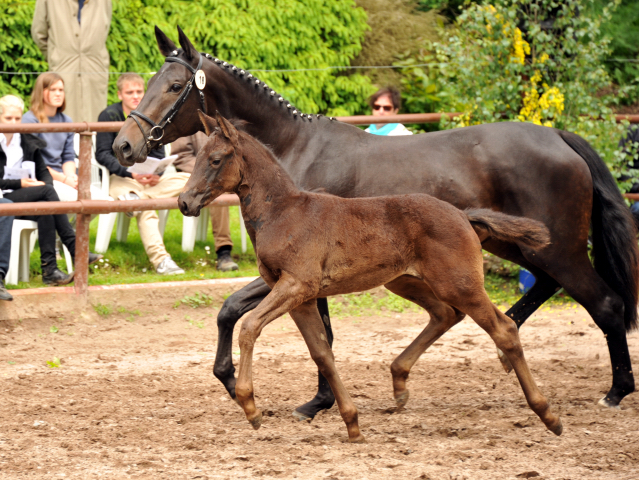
[178,194,203,217]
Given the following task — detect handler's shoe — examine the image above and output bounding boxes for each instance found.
[88,253,103,265]
[217,252,239,272]
[156,257,185,275]
[117,192,141,218]
[43,268,74,286]
[0,279,13,301]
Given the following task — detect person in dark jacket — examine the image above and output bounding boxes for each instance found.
[0,94,101,285]
[95,73,187,275]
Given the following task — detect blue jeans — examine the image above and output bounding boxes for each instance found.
[631,201,639,224]
[0,198,14,280]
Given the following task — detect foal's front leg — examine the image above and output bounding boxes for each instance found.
[235,274,311,429]
[289,301,365,443]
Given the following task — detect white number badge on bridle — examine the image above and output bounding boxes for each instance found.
[195,70,206,90]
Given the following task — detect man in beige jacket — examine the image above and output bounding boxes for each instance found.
[31,0,112,123]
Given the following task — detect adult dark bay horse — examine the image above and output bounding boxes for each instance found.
[177,111,562,442]
[113,27,639,415]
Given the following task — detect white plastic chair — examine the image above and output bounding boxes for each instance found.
[6,219,73,285]
[181,207,248,253]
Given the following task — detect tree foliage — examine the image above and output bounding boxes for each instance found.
[351,0,440,88]
[398,0,633,187]
[0,0,374,116]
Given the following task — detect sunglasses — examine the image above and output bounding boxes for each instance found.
[373,104,394,112]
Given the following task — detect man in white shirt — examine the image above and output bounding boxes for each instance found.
[364,87,413,137]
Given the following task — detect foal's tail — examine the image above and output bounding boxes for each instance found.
[465,209,551,248]
[559,130,639,331]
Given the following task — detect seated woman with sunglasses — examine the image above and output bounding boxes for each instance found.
[0,95,102,286]
[364,87,413,137]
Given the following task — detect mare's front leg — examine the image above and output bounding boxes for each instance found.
[214,278,272,400]
[292,297,337,421]
[235,274,312,429]
[289,301,365,443]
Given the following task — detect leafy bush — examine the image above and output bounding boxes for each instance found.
[406,0,634,188]
[1,0,374,116]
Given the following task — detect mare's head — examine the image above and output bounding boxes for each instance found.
[178,111,243,217]
[114,27,216,166]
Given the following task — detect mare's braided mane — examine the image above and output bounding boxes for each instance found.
[177,49,336,123]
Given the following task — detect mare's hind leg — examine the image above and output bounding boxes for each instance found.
[535,252,634,407]
[289,301,365,443]
[460,297,562,435]
[384,276,465,408]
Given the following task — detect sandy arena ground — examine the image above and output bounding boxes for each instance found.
[1,293,638,479]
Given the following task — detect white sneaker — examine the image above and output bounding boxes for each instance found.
[156,257,185,275]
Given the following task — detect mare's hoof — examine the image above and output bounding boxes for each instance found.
[548,418,563,436]
[249,411,263,430]
[348,434,366,444]
[292,409,313,423]
[496,348,513,373]
[394,390,410,409]
[598,396,621,410]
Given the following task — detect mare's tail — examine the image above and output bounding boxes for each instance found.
[465,209,550,248]
[558,130,639,331]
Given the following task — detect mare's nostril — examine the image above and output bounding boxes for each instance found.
[120,141,132,156]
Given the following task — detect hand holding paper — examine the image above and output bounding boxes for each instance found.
[126,155,177,176]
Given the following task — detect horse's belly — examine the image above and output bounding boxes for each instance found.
[317,266,405,297]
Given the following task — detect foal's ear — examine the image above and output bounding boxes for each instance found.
[155,26,177,57]
[198,111,219,137]
[215,111,240,145]
[177,25,198,62]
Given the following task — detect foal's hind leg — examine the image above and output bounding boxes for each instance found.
[289,301,365,443]
[463,299,562,435]
[385,276,465,408]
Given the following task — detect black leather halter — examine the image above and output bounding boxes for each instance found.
[129,52,207,151]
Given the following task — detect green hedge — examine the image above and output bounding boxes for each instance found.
[0,0,375,116]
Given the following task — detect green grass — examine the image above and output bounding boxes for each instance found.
[10,206,258,289]
[9,208,577,314]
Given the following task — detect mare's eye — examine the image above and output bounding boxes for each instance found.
[212,158,221,166]
[170,83,182,92]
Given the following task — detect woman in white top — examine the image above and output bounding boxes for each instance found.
[0,94,102,285]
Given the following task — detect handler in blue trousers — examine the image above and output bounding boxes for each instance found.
[0,197,14,301]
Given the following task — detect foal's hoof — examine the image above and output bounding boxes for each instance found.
[292,409,313,423]
[598,396,621,410]
[248,411,263,430]
[348,434,366,444]
[547,417,563,436]
[496,348,513,373]
[394,390,410,409]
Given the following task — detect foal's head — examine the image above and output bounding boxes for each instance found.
[178,111,244,217]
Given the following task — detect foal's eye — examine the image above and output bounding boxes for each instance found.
[212,159,221,166]
[170,83,182,92]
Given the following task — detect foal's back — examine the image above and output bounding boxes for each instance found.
[258,190,483,298]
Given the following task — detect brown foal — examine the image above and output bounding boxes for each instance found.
[178,112,562,443]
